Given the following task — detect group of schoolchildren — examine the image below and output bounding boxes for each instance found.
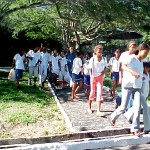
[12,41,150,136]
[110,41,150,136]
[66,41,150,136]
[12,46,71,88]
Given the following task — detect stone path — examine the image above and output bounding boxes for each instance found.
[55,86,142,132]
[0,67,145,133]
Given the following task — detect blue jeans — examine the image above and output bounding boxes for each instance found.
[111,87,141,133]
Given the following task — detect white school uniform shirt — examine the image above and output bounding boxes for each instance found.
[51,55,61,74]
[59,57,67,68]
[119,51,130,64]
[13,53,25,70]
[88,55,107,77]
[119,51,130,76]
[141,73,149,99]
[26,50,40,67]
[40,52,51,66]
[83,62,90,75]
[72,57,82,75]
[108,57,120,72]
[122,54,143,89]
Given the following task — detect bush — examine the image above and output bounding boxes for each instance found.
[104,77,112,88]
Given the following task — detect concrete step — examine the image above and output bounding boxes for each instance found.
[0,132,150,150]
[0,127,144,146]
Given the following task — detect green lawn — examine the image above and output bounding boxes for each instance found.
[0,71,67,138]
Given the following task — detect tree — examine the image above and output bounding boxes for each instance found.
[0,0,149,49]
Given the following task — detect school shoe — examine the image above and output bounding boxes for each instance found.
[144,131,150,134]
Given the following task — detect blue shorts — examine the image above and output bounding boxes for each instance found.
[72,72,82,83]
[111,72,119,80]
[84,74,90,86]
[15,69,23,79]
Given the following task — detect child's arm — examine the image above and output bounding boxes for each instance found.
[101,67,106,75]
[122,63,140,78]
[119,63,122,84]
[12,59,16,68]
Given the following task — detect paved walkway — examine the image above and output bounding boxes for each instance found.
[0,67,145,133]
[54,86,144,132]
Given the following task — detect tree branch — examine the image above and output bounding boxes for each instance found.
[55,3,78,22]
[0,1,51,21]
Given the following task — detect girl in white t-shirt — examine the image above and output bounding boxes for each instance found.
[59,51,70,88]
[88,45,107,116]
[124,61,150,134]
[111,43,150,136]
[83,59,90,96]
[71,52,83,101]
[50,49,61,88]
[108,49,121,98]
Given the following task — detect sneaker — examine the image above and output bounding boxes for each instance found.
[144,131,150,134]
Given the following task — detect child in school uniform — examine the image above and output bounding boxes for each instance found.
[83,60,90,96]
[71,52,83,101]
[88,45,107,116]
[12,49,26,88]
[59,50,70,88]
[108,49,121,98]
[124,61,150,134]
[110,43,150,136]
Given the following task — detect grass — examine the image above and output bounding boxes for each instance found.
[0,71,67,138]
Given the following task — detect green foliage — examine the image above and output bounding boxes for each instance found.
[0,71,66,137]
[104,77,112,88]
[0,0,150,44]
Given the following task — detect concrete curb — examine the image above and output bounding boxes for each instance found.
[0,127,134,146]
[5,134,150,150]
[47,82,75,132]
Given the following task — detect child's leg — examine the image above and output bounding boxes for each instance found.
[16,78,19,87]
[88,100,93,113]
[96,75,104,102]
[115,105,118,109]
[84,84,87,93]
[33,77,37,86]
[52,73,58,87]
[110,78,116,97]
[33,66,38,86]
[96,75,104,115]
[15,69,22,88]
[71,82,78,101]
[88,78,96,112]
[61,77,66,88]
[87,85,90,96]
[75,80,83,96]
